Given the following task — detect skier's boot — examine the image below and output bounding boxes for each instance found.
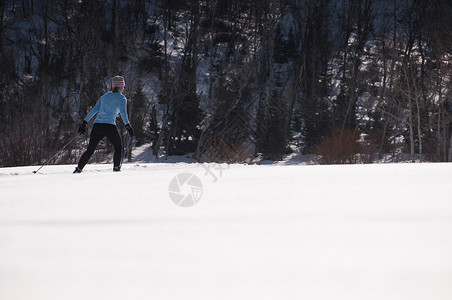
[73,167,82,174]
[113,166,121,172]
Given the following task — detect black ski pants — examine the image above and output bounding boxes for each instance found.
[77,123,122,170]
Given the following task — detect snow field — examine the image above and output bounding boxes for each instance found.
[0,162,452,300]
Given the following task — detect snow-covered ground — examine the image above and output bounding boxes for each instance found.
[1,161,452,300]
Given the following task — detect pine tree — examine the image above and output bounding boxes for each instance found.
[195,71,252,162]
[256,90,290,161]
[131,83,147,146]
[167,59,204,155]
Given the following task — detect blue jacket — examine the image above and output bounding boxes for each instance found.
[84,91,130,125]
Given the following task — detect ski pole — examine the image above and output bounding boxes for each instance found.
[33,135,79,174]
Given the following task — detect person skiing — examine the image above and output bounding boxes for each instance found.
[74,75,134,173]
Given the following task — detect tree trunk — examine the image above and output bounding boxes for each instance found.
[448,132,452,162]
[415,95,422,155]
[408,97,415,160]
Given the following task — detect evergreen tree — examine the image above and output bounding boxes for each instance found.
[167,59,204,155]
[195,70,252,162]
[256,90,290,161]
[131,83,147,146]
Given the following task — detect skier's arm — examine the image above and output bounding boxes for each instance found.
[119,96,130,125]
[84,98,101,122]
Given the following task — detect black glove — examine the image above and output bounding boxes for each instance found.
[78,120,87,135]
[125,124,134,136]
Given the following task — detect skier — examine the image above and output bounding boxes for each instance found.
[74,75,134,173]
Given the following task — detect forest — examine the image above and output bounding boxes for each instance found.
[1,0,452,167]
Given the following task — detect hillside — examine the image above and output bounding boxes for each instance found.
[2,0,452,166]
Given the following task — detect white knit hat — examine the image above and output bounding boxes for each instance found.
[112,75,125,88]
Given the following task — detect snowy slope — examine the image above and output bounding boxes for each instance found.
[1,162,452,300]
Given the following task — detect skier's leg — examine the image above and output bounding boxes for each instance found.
[105,125,122,170]
[77,124,104,170]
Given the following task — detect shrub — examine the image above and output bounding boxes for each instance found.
[315,127,362,164]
